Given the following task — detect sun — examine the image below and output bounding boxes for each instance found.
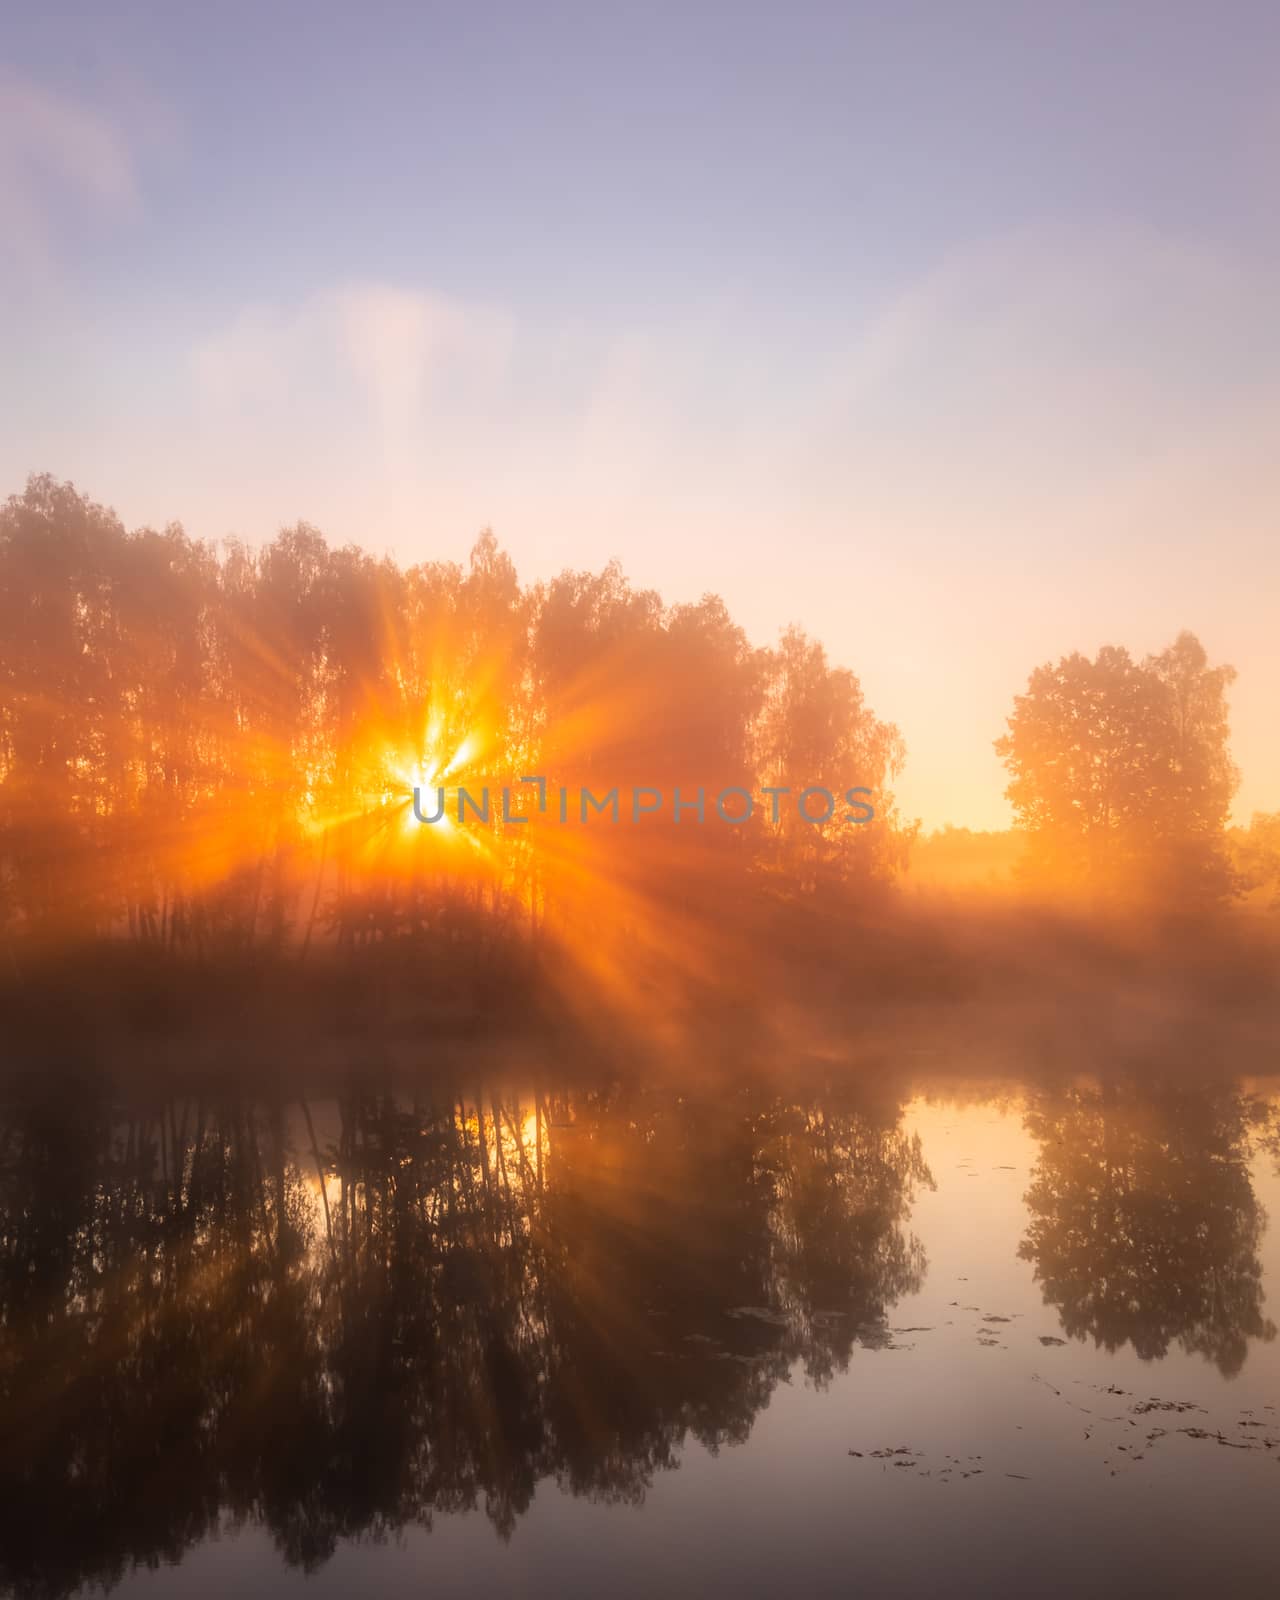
[386,728,484,836]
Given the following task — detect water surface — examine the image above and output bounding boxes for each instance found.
[2,1067,1278,1597]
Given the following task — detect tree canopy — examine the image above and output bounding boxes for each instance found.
[0,475,907,988]
[995,631,1238,903]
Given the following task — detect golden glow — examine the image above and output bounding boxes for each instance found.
[0,484,917,1035]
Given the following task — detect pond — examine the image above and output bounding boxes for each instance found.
[2,1064,1277,1597]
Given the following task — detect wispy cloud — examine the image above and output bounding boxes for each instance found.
[189,283,519,529]
[0,67,140,279]
[193,284,513,417]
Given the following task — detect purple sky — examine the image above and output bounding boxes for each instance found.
[3,2,1279,827]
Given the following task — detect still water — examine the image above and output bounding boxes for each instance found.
[2,1066,1278,1597]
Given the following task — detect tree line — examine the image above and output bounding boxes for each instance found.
[1,473,1275,1001]
[0,475,908,974]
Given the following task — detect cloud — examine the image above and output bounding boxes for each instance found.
[340,284,513,420]
[0,68,140,278]
[191,283,515,433]
[788,220,1279,547]
[830,220,1268,424]
[188,283,520,528]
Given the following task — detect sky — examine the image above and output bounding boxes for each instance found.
[2,1,1278,830]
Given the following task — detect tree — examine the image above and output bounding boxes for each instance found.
[1232,812,1280,908]
[755,626,910,893]
[0,473,912,992]
[995,631,1237,903]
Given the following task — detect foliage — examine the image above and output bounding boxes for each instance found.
[0,476,908,979]
[995,632,1238,903]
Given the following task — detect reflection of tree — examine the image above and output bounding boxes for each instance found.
[0,1074,931,1596]
[756,1093,932,1384]
[1019,1083,1277,1376]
